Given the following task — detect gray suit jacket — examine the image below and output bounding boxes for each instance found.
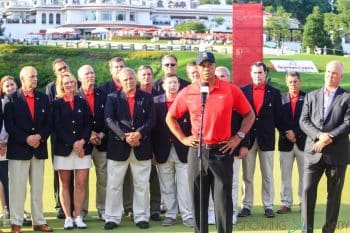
[299,87,350,165]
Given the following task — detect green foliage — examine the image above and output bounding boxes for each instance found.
[199,0,220,4]
[333,0,350,35]
[302,6,332,52]
[264,6,292,47]
[175,21,206,33]
[213,16,225,26]
[324,12,344,54]
[262,0,332,24]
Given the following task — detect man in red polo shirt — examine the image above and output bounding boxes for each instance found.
[166,51,255,233]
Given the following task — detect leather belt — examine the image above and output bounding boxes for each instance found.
[203,144,221,150]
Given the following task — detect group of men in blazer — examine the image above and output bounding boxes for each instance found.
[1,53,349,233]
[237,60,349,233]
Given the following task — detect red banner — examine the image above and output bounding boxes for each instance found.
[232,3,263,87]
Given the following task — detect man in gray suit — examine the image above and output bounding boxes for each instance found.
[299,61,350,233]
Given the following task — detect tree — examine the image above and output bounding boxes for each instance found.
[175,21,206,33]
[324,12,343,54]
[302,6,331,52]
[334,0,350,33]
[264,6,291,48]
[199,0,220,4]
[214,16,225,26]
[261,0,332,24]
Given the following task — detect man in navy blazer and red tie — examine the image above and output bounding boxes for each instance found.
[239,62,283,218]
[300,61,350,233]
[4,66,53,233]
[104,67,155,230]
[277,72,306,214]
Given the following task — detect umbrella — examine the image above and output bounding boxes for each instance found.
[91,27,109,34]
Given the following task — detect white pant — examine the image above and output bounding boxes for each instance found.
[279,144,304,207]
[242,140,274,209]
[9,157,47,226]
[157,146,192,221]
[209,156,241,213]
[105,150,151,224]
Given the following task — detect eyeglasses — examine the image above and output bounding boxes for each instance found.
[163,63,176,67]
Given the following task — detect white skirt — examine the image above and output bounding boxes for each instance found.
[54,151,91,170]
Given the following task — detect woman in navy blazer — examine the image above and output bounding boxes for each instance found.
[52,72,92,230]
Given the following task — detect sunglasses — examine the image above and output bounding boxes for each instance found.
[163,63,176,67]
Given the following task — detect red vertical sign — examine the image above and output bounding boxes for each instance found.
[232,3,263,87]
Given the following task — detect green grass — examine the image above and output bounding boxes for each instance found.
[2,44,350,93]
[1,45,350,232]
[0,145,350,233]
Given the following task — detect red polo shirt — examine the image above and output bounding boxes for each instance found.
[63,96,75,110]
[289,92,299,118]
[23,91,35,120]
[85,91,95,115]
[253,84,265,115]
[169,78,251,144]
[126,90,136,119]
[114,82,122,92]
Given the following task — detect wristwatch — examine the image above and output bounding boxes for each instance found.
[236,131,245,139]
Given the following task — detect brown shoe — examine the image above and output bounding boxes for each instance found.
[276,206,291,214]
[33,224,54,232]
[11,224,22,233]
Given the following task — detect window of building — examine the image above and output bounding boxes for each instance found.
[42,13,46,24]
[84,10,96,21]
[116,11,126,21]
[49,13,54,24]
[130,12,135,22]
[84,0,96,3]
[56,13,61,24]
[101,11,112,21]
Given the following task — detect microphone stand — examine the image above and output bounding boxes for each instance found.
[197,98,206,233]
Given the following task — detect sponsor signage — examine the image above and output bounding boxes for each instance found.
[269,60,319,73]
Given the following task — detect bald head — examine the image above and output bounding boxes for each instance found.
[215,66,231,83]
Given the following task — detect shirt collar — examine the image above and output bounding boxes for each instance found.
[324,87,338,96]
[22,89,34,97]
[253,84,266,90]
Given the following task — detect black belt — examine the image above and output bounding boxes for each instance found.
[203,144,222,150]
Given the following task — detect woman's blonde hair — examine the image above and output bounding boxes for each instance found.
[0,75,17,98]
[55,72,78,98]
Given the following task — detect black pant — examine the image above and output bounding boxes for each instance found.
[302,158,347,233]
[188,147,233,233]
[0,160,9,207]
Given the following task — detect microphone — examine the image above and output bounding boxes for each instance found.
[200,82,209,106]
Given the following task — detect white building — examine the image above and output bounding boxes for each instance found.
[0,0,233,39]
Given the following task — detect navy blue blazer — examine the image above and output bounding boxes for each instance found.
[105,89,156,161]
[98,80,120,95]
[4,90,51,160]
[52,96,92,156]
[152,94,191,163]
[153,77,190,95]
[77,87,107,153]
[241,84,283,151]
[278,91,306,152]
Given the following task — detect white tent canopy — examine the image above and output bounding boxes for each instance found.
[46,27,77,34]
[91,27,109,34]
